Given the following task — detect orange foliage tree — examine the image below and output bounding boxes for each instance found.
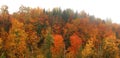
[51,34,65,58]
[66,33,82,58]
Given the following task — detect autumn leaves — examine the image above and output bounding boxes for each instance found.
[0,5,120,58]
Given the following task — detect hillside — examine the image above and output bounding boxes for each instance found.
[0,5,120,58]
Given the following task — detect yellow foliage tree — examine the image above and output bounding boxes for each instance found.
[103,37,120,58]
[82,38,95,58]
[5,18,28,58]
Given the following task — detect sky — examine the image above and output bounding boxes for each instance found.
[0,0,120,23]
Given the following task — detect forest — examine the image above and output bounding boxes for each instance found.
[0,5,120,58]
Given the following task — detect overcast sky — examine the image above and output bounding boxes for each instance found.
[0,0,120,23]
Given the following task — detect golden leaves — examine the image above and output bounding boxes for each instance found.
[5,19,28,58]
[82,39,95,57]
[0,38,3,49]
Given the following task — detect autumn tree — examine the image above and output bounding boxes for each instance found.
[81,38,95,58]
[5,18,28,58]
[51,34,65,58]
[102,31,120,58]
[66,33,82,58]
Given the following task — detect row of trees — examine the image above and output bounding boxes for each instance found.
[0,5,120,58]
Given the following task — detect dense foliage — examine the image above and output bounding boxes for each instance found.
[0,5,120,58]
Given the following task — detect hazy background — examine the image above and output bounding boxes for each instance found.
[0,0,120,23]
